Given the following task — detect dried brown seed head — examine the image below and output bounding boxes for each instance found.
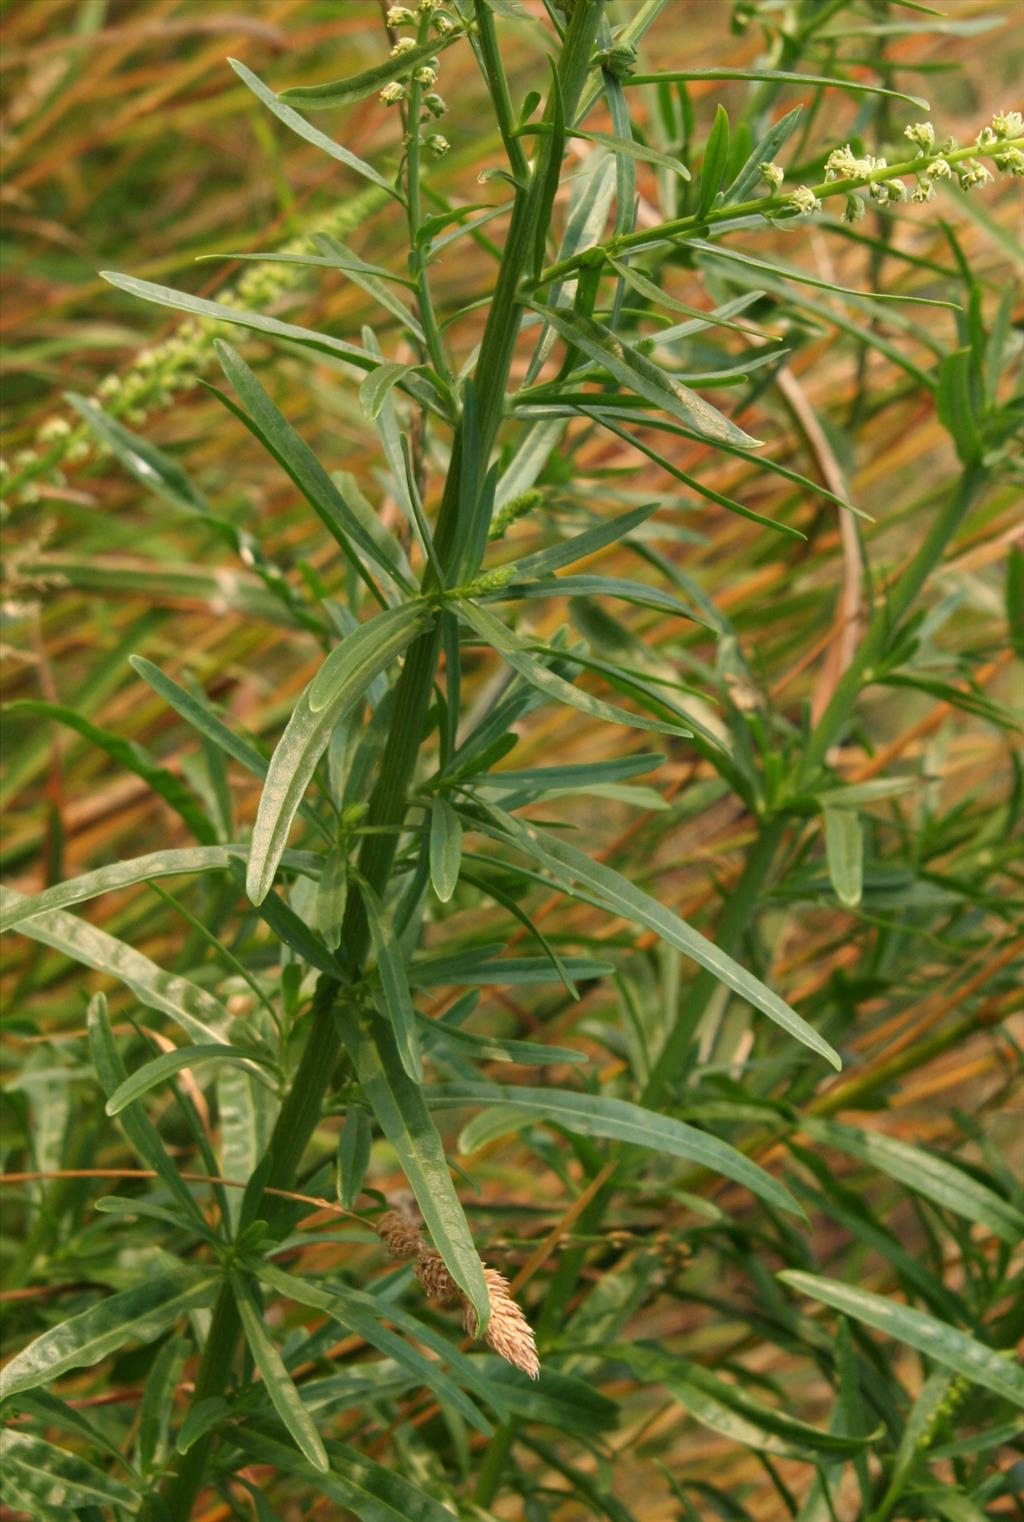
[414,1249,461,1304]
[377,1209,425,1260]
[463,1266,540,1381]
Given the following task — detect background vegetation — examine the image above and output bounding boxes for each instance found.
[1,2,1022,1520]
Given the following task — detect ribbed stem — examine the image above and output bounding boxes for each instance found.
[163,5,607,1514]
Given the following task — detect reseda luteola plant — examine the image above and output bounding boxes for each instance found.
[3,1,1024,1518]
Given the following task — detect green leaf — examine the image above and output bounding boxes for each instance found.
[724,105,802,204]
[626,68,928,111]
[524,301,761,449]
[483,825,841,1069]
[175,1396,231,1455]
[572,128,690,179]
[409,950,614,988]
[257,1261,498,1431]
[691,239,959,310]
[1009,544,1024,660]
[429,797,463,903]
[504,503,658,581]
[230,59,398,196]
[780,1272,1024,1407]
[67,391,205,509]
[0,845,250,931]
[361,880,423,1083]
[247,601,429,904]
[138,1334,187,1473]
[233,1272,329,1472]
[130,655,269,778]
[799,1119,1024,1246]
[338,1105,372,1210]
[213,340,411,595]
[419,1016,585,1068]
[471,1357,620,1433]
[608,1345,874,1457]
[0,1268,218,1401]
[102,270,373,367]
[86,994,209,1229]
[219,1059,279,1228]
[316,847,349,951]
[936,347,982,465]
[360,361,420,420]
[12,1390,138,1476]
[105,1042,277,1116]
[607,259,775,338]
[500,573,704,622]
[1,887,231,1044]
[698,104,730,215]
[822,806,863,907]
[482,753,661,795]
[0,1431,138,1511]
[441,1082,803,1216]
[279,30,464,110]
[232,1426,459,1522]
[340,1006,489,1330]
[5,701,216,845]
[458,600,690,738]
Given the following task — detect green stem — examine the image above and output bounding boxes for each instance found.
[162,6,607,1515]
[404,32,449,383]
[535,136,1024,287]
[801,464,986,777]
[643,816,788,1109]
[473,1,529,183]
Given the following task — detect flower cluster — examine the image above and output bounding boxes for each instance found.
[772,108,1023,225]
[379,0,457,134]
[377,1203,540,1379]
[0,184,388,506]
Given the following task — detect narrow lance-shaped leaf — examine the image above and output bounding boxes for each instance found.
[697,103,730,215]
[0,1270,219,1401]
[87,993,209,1229]
[607,259,777,338]
[524,300,761,449]
[429,797,463,903]
[105,1042,277,1116]
[100,273,439,411]
[5,701,216,845]
[724,105,802,203]
[441,1082,803,1217]
[257,1260,497,1433]
[780,1272,1024,1408]
[340,1005,490,1331]
[823,806,863,908]
[459,600,691,739]
[624,67,928,111]
[360,880,423,1082]
[232,1273,329,1472]
[505,501,659,580]
[0,845,252,932]
[0,1432,139,1512]
[799,1118,1024,1246]
[1,887,231,1045]
[607,1345,875,1457]
[247,601,429,904]
[230,59,398,197]
[231,1427,460,1522]
[338,1105,372,1211]
[279,28,465,109]
[479,824,841,1070]
[213,340,411,596]
[67,391,205,509]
